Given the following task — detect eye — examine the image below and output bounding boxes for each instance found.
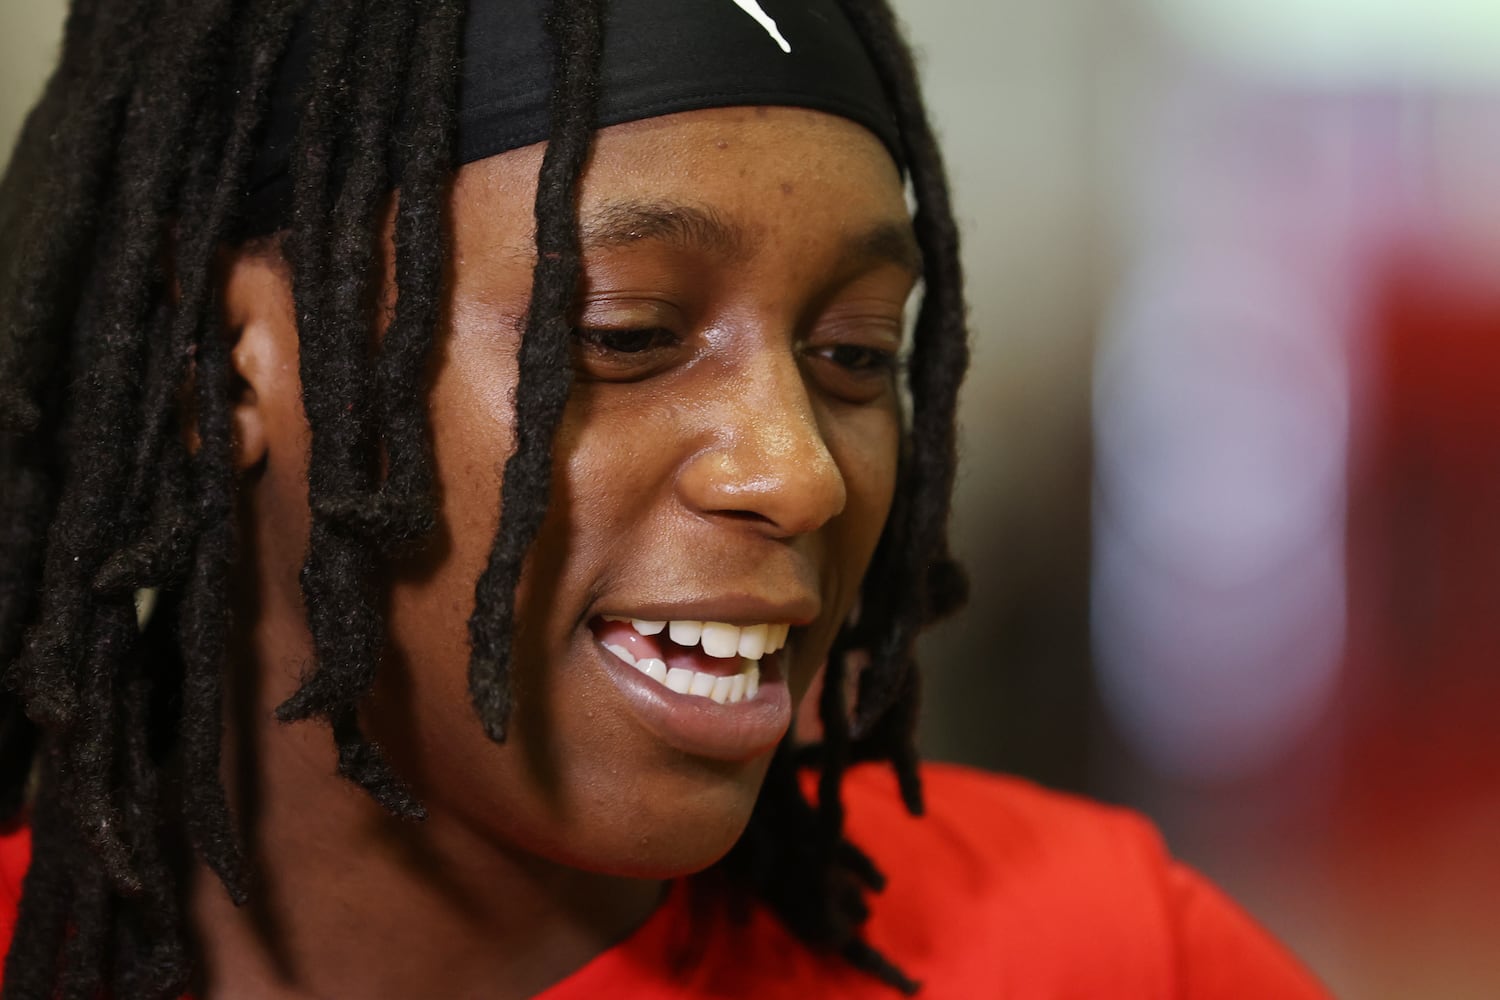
[572,326,682,381]
[802,340,903,404]
[814,343,901,374]
[575,326,676,355]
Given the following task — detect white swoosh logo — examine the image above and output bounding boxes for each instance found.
[730,0,792,53]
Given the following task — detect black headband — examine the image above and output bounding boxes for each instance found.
[242,0,901,232]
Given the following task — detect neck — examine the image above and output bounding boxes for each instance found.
[190,601,664,1000]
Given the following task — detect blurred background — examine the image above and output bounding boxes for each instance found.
[4,1,1498,997]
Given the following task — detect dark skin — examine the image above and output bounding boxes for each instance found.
[192,106,918,1000]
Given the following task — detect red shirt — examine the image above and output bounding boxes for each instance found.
[0,764,1329,998]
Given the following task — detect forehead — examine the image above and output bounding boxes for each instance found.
[448,106,911,259]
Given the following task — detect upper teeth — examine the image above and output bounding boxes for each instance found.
[602,618,790,660]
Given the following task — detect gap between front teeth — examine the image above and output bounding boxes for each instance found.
[602,617,790,660]
[602,643,761,704]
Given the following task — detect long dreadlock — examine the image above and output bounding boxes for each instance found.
[0,0,969,997]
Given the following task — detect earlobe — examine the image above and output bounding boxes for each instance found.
[229,353,268,471]
[219,248,300,472]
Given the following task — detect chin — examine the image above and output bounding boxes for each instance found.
[551,751,776,880]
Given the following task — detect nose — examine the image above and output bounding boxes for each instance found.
[677,354,847,537]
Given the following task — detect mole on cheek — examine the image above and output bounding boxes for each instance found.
[716,140,729,150]
[780,181,794,196]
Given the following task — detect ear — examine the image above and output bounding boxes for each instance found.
[219,248,300,472]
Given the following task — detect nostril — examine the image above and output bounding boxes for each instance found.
[709,508,776,525]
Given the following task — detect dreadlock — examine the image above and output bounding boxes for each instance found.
[0,0,969,996]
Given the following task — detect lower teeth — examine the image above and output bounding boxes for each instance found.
[603,644,760,704]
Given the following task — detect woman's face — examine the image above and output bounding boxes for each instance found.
[359,106,915,876]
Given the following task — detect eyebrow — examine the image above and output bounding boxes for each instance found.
[581,200,747,258]
[577,199,923,276]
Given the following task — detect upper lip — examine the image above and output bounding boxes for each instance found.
[591,594,820,628]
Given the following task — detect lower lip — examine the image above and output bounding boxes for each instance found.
[593,642,793,761]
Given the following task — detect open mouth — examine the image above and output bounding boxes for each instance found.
[589,616,790,706]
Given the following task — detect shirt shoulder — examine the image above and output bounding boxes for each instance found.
[842,762,1331,999]
[0,823,31,969]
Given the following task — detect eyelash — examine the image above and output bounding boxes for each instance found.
[571,326,904,401]
[573,326,679,356]
[807,343,902,375]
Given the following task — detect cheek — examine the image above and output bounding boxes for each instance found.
[425,320,521,573]
[540,379,692,587]
[781,404,900,707]
[830,403,903,555]
[378,324,518,751]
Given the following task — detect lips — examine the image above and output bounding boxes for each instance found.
[592,615,793,707]
[587,613,798,761]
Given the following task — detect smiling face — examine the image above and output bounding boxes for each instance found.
[246,106,914,880]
